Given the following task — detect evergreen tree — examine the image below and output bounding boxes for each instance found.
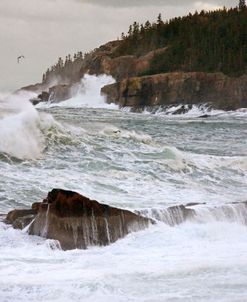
[157,13,163,26]
[144,21,151,30]
[114,7,247,76]
[132,22,140,36]
[239,0,246,10]
[128,25,133,36]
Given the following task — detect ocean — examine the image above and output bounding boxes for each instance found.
[0,75,247,302]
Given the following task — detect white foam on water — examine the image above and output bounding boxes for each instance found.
[1,220,247,301]
[140,103,247,118]
[0,83,247,301]
[0,92,46,160]
[38,74,118,109]
[100,125,153,145]
[0,91,77,160]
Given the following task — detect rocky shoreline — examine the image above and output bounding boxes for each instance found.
[102,72,247,111]
[18,40,247,111]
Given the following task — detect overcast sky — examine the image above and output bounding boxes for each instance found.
[0,0,237,92]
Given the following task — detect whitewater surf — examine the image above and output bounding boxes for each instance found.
[0,75,247,301]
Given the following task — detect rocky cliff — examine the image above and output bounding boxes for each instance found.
[21,40,247,110]
[41,41,166,85]
[101,72,247,111]
[19,6,247,110]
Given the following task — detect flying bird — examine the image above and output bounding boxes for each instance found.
[17,55,25,63]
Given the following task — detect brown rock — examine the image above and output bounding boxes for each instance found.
[28,189,152,250]
[48,84,73,103]
[31,202,41,211]
[101,72,247,111]
[38,91,50,102]
[12,215,36,230]
[17,83,45,94]
[5,209,37,229]
[79,46,167,82]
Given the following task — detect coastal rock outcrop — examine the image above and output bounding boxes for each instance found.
[5,189,152,250]
[79,45,167,82]
[19,38,247,110]
[101,72,247,111]
[47,84,73,103]
[29,84,74,105]
[5,191,247,250]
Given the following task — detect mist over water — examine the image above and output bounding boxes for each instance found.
[0,75,247,301]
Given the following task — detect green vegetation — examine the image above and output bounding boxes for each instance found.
[115,2,247,76]
[43,1,247,82]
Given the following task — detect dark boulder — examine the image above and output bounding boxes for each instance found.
[26,189,152,250]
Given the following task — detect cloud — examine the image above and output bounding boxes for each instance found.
[77,0,236,8]
[0,0,237,91]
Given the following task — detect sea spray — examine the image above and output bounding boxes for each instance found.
[104,217,111,244]
[0,92,45,159]
[37,74,117,109]
[0,104,247,301]
[137,203,247,226]
[0,91,79,160]
[42,204,50,237]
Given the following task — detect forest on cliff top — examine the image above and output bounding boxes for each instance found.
[43,3,247,82]
[116,5,247,76]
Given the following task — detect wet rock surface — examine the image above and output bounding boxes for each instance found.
[5,190,247,250]
[101,72,247,111]
[5,189,152,250]
[5,209,38,228]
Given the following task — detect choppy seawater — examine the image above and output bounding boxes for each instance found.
[0,75,247,301]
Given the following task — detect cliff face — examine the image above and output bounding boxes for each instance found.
[20,7,247,110]
[21,40,247,110]
[79,46,167,82]
[101,72,247,110]
[42,41,166,85]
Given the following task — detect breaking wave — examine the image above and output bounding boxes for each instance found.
[137,202,247,226]
[125,103,247,118]
[37,74,117,109]
[0,92,76,160]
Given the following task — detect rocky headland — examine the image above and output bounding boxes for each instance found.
[102,72,247,111]
[20,7,247,111]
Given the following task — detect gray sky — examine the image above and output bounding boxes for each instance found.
[0,0,237,92]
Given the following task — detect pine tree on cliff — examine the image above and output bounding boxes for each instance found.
[128,25,133,36]
[157,13,163,27]
[239,0,246,9]
[144,20,151,30]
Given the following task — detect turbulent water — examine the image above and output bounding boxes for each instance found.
[0,75,247,301]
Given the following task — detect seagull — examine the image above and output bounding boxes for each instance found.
[17,55,25,63]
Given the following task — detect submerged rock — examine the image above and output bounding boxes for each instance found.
[137,205,196,226]
[5,208,38,229]
[6,189,152,250]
